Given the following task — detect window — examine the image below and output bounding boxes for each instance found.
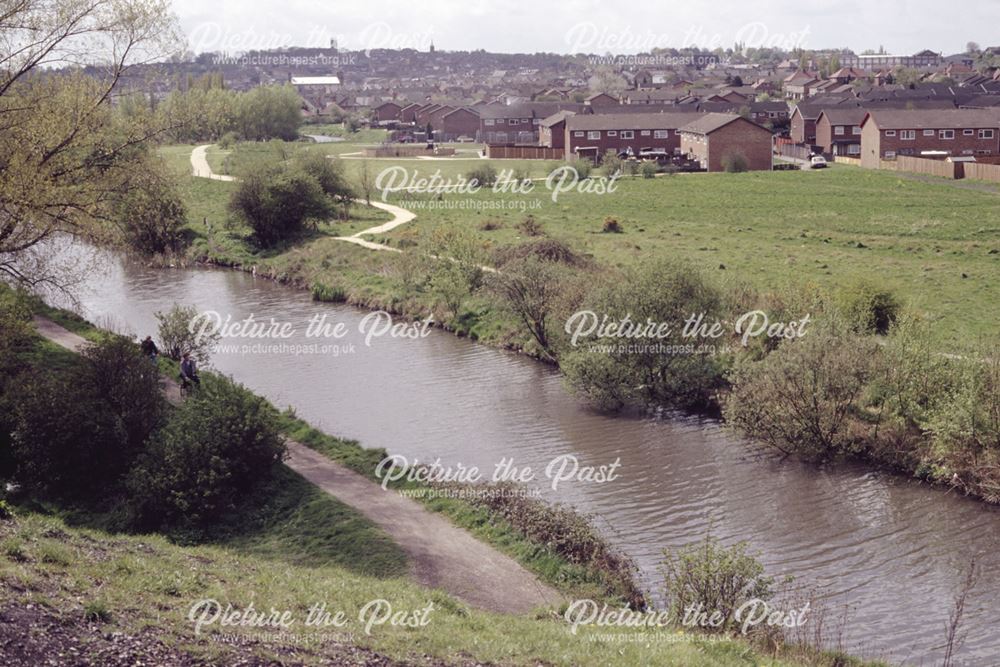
[963,149,975,155]
[573,131,584,137]
[940,129,954,139]
[769,111,777,118]
[852,126,862,135]
[979,129,995,139]
[923,129,934,136]
[835,126,845,135]
[976,149,993,155]
[532,118,540,125]
[522,119,530,124]
[607,130,617,137]
[847,144,861,155]
[963,129,974,136]
[509,118,518,125]
[885,130,896,137]
[884,150,896,158]
[587,131,601,140]
[497,119,505,124]
[485,119,495,126]
[621,130,634,139]
[654,130,669,138]
[641,130,651,136]
[900,130,916,140]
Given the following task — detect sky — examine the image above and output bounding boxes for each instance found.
[171,0,1000,57]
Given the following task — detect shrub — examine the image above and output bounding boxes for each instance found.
[83,599,112,623]
[229,161,334,248]
[640,161,658,178]
[218,131,239,149]
[10,337,166,501]
[155,303,220,363]
[662,535,775,634]
[834,280,900,335]
[722,153,749,173]
[127,378,286,530]
[466,164,497,188]
[114,157,188,256]
[493,238,586,268]
[516,214,544,237]
[562,259,725,410]
[601,153,623,178]
[296,151,354,201]
[601,217,623,233]
[724,327,879,459]
[567,158,592,180]
[624,160,640,177]
[311,282,347,303]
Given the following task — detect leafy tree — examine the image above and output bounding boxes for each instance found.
[155,303,220,363]
[229,161,334,248]
[112,156,188,255]
[0,0,181,289]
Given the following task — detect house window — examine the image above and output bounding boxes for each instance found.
[884,150,896,158]
[976,150,993,155]
[769,111,777,118]
[654,130,669,138]
[885,130,896,137]
[485,119,495,126]
[509,119,518,125]
[847,144,861,155]
[852,126,862,135]
[923,129,934,136]
[641,130,651,136]
[587,131,601,140]
[621,130,634,139]
[940,129,954,139]
[963,149,975,155]
[573,131,584,137]
[607,130,617,137]
[900,130,916,140]
[835,126,845,135]
[497,119,505,124]
[963,129,974,136]
[532,118,540,125]
[979,129,995,139]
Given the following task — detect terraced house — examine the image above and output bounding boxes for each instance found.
[561,112,703,161]
[815,108,866,156]
[859,109,1000,168]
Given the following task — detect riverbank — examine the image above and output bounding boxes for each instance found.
[0,289,884,667]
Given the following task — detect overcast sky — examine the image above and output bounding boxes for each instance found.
[172,0,999,57]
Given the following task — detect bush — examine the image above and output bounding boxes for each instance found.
[114,157,188,256]
[10,337,165,501]
[722,153,749,173]
[662,535,775,634]
[562,259,725,410]
[600,153,623,178]
[218,131,239,149]
[601,217,623,233]
[640,161,658,178]
[466,164,497,188]
[834,280,900,335]
[229,161,334,248]
[516,214,544,237]
[624,160,640,177]
[311,282,347,303]
[493,238,587,268]
[127,377,286,530]
[296,151,354,201]
[724,327,879,459]
[155,303,220,363]
[567,158,592,180]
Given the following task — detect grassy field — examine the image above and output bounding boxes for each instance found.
[376,164,1000,349]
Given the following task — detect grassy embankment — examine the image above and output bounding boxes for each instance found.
[0,297,885,666]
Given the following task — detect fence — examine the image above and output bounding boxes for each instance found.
[361,146,456,158]
[964,161,1000,183]
[833,156,862,166]
[895,155,963,179]
[485,144,565,160]
[777,142,811,161]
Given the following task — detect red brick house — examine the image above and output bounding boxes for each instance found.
[585,92,621,109]
[679,114,773,172]
[789,104,822,145]
[440,108,481,141]
[783,70,819,100]
[399,103,421,123]
[563,112,703,161]
[479,103,584,143]
[860,109,1000,168]
[539,110,577,149]
[815,108,867,156]
[373,101,403,123]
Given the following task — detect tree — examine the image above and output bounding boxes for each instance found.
[111,155,188,255]
[156,303,220,363]
[0,0,182,290]
[488,256,568,360]
[357,160,376,205]
[967,42,981,55]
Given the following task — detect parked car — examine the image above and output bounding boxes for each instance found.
[809,155,828,169]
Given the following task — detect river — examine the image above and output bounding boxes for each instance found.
[53,243,1000,666]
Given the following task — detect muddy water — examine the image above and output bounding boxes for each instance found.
[57,244,1000,666]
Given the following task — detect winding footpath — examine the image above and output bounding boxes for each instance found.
[191,144,414,252]
[33,315,561,614]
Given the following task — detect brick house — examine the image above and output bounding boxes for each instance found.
[440,107,481,141]
[399,103,421,123]
[860,109,1000,168]
[789,104,822,145]
[479,103,584,143]
[372,101,403,123]
[563,112,703,161]
[539,110,577,149]
[783,70,819,100]
[585,92,620,109]
[679,113,773,172]
[815,108,867,156]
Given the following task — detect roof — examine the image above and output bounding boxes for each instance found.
[539,110,577,127]
[478,102,584,119]
[862,108,1000,130]
[290,76,340,85]
[679,113,748,134]
[566,112,703,131]
[816,107,867,125]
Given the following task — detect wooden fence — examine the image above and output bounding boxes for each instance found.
[485,144,564,160]
[362,146,456,158]
[895,156,963,179]
[964,161,1000,183]
[833,156,862,166]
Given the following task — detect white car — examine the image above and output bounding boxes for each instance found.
[809,155,828,169]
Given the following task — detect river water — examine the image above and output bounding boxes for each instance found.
[54,243,1000,666]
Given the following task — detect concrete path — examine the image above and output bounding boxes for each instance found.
[191,145,235,182]
[32,316,561,614]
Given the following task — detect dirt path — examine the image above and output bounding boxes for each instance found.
[32,316,561,614]
[190,145,414,252]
